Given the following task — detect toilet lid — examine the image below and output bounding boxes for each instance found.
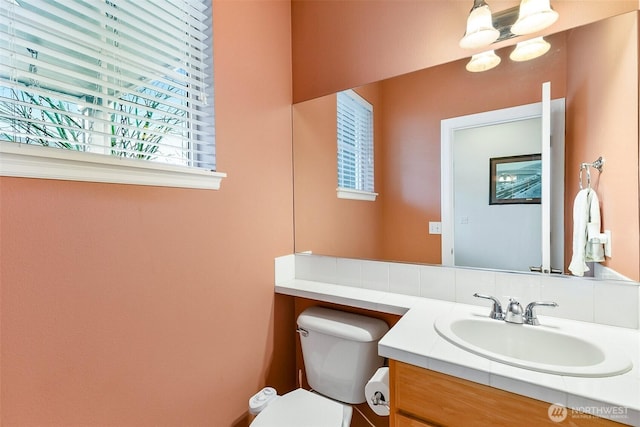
[251,388,348,427]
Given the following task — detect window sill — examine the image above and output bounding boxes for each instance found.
[337,187,378,201]
[0,142,226,190]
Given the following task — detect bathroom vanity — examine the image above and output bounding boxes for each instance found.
[390,360,622,426]
[275,256,640,426]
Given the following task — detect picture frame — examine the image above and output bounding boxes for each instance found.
[489,154,542,205]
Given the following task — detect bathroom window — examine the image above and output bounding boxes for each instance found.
[336,89,377,201]
[0,0,224,190]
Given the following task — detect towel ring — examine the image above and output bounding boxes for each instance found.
[579,157,604,190]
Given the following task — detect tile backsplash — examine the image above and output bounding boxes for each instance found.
[286,254,639,329]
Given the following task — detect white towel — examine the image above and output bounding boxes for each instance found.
[568,188,604,276]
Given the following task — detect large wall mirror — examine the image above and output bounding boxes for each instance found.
[293,11,640,282]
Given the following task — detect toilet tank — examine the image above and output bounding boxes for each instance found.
[297,307,389,405]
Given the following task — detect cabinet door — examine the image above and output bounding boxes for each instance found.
[395,413,436,427]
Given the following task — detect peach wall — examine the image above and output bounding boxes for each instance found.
[293,83,384,260]
[565,12,639,281]
[292,0,638,102]
[0,1,296,426]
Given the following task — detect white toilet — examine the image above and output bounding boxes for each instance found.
[250,306,389,427]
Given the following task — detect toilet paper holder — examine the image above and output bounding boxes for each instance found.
[366,366,390,416]
[370,391,389,409]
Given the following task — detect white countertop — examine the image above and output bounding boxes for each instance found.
[276,279,640,426]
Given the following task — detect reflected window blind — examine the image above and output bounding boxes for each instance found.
[0,0,215,170]
[337,90,374,192]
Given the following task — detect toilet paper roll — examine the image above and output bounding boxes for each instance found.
[365,367,390,416]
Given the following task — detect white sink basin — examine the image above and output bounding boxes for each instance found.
[434,313,633,377]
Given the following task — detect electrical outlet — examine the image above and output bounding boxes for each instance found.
[429,221,442,235]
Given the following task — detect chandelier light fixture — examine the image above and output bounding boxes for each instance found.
[460,0,558,71]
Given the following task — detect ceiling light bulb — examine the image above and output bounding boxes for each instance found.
[459,0,500,49]
[509,36,551,61]
[466,50,501,72]
[511,0,559,35]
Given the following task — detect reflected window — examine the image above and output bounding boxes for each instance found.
[337,89,374,194]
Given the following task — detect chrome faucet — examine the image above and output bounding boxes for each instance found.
[505,298,524,324]
[473,293,504,320]
[524,301,559,325]
[474,293,559,327]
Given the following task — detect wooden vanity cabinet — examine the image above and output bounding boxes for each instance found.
[389,360,625,427]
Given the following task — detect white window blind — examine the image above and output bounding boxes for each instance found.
[0,0,216,176]
[337,89,374,195]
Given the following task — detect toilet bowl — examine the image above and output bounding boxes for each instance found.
[249,307,389,426]
[250,388,352,427]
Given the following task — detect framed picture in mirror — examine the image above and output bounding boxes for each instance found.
[489,154,542,205]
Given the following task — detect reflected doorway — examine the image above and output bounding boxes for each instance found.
[441,99,565,273]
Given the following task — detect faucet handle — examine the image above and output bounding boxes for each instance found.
[473,293,504,320]
[524,301,559,325]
